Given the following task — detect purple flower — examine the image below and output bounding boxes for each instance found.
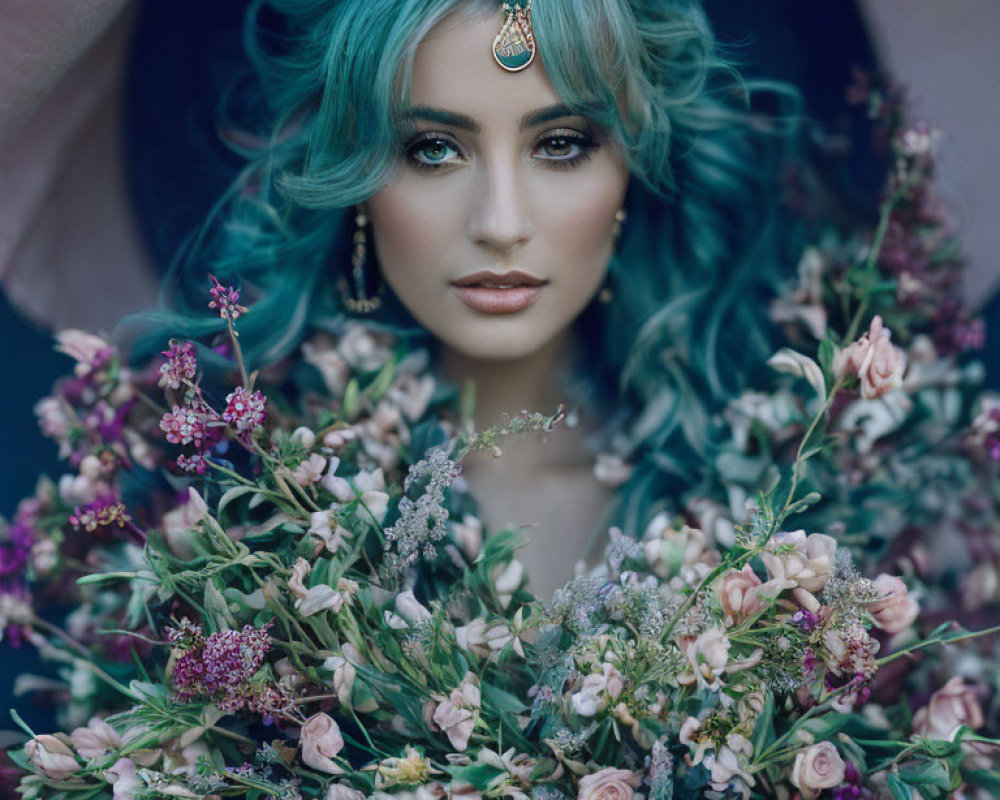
[159,340,198,389]
[69,496,131,534]
[208,274,248,321]
[160,403,218,448]
[222,387,267,442]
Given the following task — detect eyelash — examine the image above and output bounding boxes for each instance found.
[404,129,600,172]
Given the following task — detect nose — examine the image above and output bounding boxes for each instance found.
[466,155,533,255]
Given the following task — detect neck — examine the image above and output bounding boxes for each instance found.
[441,329,576,431]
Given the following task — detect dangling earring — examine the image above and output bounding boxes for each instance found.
[599,208,627,305]
[339,209,383,314]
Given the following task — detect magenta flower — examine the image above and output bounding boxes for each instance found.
[160,405,214,448]
[208,274,248,321]
[69,497,131,534]
[222,386,267,442]
[170,622,274,712]
[176,453,209,475]
[159,340,198,390]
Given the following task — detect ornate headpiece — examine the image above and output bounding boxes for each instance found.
[493,0,536,72]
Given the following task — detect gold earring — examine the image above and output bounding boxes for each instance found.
[339,210,383,314]
[599,209,627,305]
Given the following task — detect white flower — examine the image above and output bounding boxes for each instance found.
[768,348,826,401]
[396,590,432,625]
[301,713,345,774]
[593,453,633,487]
[455,618,490,658]
[161,488,209,560]
[790,742,845,800]
[292,453,328,487]
[105,757,142,799]
[288,558,311,599]
[492,560,524,609]
[452,515,483,561]
[326,785,367,800]
[323,655,357,705]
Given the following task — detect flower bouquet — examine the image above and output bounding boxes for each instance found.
[4,75,1000,800]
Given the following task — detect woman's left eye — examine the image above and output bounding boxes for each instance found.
[534,131,599,167]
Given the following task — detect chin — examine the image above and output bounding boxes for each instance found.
[435,322,565,362]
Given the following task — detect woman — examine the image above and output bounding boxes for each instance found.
[136,0,801,598]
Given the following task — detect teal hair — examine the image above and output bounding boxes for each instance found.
[128,0,804,536]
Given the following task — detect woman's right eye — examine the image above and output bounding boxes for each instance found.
[406,135,462,170]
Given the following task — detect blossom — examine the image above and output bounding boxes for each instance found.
[105,757,142,799]
[577,767,641,800]
[717,565,766,621]
[70,716,123,759]
[55,330,114,377]
[451,515,483,561]
[432,672,480,751]
[684,627,731,682]
[642,516,709,580]
[327,785,367,800]
[833,315,906,399]
[297,580,356,616]
[208,274,248,320]
[912,677,985,739]
[709,734,754,792]
[571,663,625,717]
[593,453,633,487]
[158,340,198,389]
[492,560,524,609]
[222,386,267,441]
[395,590,432,625]
[161,488,209,559]
[455,618,490,658]
[867,574,919,634]
[170,622,272,711]
[160,404,213,448]
[292,453,328,487]
[760,530,836,611]
[790,742,845,800]
[322,655,357,705]
[69,496,132,534]
[301,712,345,774]
[25,735,79,780]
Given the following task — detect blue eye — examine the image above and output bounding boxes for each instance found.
[407,136,461,169]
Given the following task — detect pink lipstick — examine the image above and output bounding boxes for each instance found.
[451,270,547,314]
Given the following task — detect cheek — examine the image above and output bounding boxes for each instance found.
[367,181,455,284]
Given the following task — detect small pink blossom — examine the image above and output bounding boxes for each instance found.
[868,574,919,634]
[158,340,198,389]
[55,330,114,377]
[577,767,641,800]
[70,716,123,759]
[25,735,79,780]
[222,386,267,441]
[301,712,345,774]
[432,672,480,752]
[717,565,766,621]
[913,677,985,739]
[292,453,328,487]
[160,404,213,448]
[208,274,248,320]
[790,742,845,800]
[833,316,907,399]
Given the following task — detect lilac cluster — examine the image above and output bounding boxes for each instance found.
[171,622,274,712]
[158,340,198,390]
[208,274,248,321]
[382,448,461,579]
[222,386,268,444]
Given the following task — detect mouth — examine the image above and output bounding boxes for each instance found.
[451,271,548,314]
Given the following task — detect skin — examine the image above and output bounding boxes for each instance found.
[365,7,631,596]
[366,6,630,365]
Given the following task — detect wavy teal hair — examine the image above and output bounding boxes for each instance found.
[129,0,803,536]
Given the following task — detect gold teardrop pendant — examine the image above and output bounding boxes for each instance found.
[493,1,536,72]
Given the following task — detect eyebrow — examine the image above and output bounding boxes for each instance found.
[399,103,579,133]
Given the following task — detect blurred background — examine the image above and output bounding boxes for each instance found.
[0,0,998,727]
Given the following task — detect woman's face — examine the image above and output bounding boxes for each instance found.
[366,7,630,361]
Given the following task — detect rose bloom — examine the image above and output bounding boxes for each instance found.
[913,677,985,739]
[761,530,836,611]
[868,573,919,634]
[717,565,766,621]
[833,315,906,399]
[790,742,846,800]
[577,767,641,800]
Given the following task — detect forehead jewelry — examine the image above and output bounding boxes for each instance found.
[493,0,536,72]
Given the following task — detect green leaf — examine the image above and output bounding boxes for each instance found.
[343,378,361,420]
[887,774,912,800]
[218,485,257,516]
[482,682,529,714]
[900,759,950,789]
[751,692,775,758]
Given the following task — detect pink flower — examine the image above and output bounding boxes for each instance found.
[25,735,79,780]
[717,565,766,621]
[913,677,985,739]
[432,672,480,752]
[867,574,919,634]
[70,716,123,759]
[577,767,641,800]
[301,712,345,774]
[833,316,907,399]
[160,404,214,448]
[222,386,267,441]
[55,330,114,377]
[159,340,198,389]
[208,274,248,320]
[292,454,328,487]
[105,757,141,799]
[790,742,845,800]
[161,487,209,559]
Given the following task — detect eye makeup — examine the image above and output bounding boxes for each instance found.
[403,128,601,171]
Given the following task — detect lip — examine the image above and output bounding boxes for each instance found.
[451,271,547,314]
